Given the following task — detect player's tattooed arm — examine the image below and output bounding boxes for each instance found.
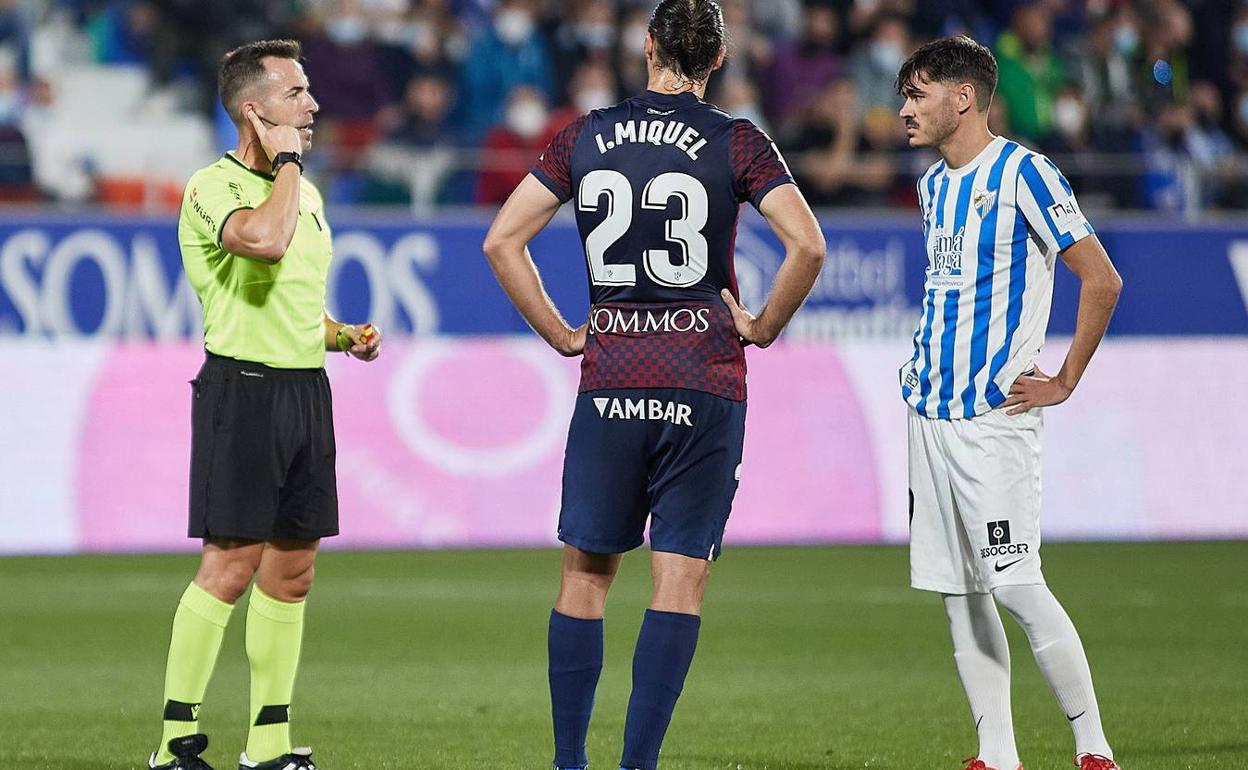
[1003,234,1121,414]
[484,174,587,357]
[722,184,825,347]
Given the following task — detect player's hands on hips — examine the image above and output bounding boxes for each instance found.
[341,323,382,362]
[555,324,587,357]
[721,289,774,348]
[245,107,301,163]
[1002,366,1071,414]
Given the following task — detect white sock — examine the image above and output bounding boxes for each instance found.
[993,584,1113,760]
[943,593,1019,770]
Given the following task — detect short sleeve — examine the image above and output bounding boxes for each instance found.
[531,114,589,203]
[1015,154,1094,254]
[184,172,255,246]
[730,119,794,209]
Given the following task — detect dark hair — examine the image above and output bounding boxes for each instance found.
[218,39,303,124]
[895,35,997,111]
[648,0,726,83]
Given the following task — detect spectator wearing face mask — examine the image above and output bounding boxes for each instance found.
[550,0,616,106]
[546,60,616,134]
[299,2,395,202]
[475,84,551,204]
[374,4,462,104]
[1078,6,1145,142]
[1038,83,1128,208]
[851,14,909,118]
[1044,83,1092,154]
[459,0,555,143]
[613,8,650,101]
[301,2,392,123]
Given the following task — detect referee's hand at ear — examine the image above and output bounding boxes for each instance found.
[246,107,301,163]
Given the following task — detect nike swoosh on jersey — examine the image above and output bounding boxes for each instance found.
[994,558,1025,572]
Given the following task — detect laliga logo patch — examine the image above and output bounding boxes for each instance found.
[1047,199,1081,233]
[987,520,1010,545]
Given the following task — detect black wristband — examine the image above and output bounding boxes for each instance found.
[273,151,303,174]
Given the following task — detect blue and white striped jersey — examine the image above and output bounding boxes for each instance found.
[899,136,1094,419]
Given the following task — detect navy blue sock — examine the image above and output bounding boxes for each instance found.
[620,609,701,770]
[549,609,604,770]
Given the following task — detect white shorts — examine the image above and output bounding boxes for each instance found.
[908,407,1046,594]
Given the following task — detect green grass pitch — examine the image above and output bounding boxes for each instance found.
[1,542,1245,770]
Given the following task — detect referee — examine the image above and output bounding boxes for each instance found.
[147,40,380,770]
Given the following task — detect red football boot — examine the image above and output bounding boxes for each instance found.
[1076,754,1120,770]
[962,757,1024,770]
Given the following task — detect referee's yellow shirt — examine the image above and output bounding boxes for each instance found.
[179,152,333,369]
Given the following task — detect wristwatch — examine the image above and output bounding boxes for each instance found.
[273,151,303,174]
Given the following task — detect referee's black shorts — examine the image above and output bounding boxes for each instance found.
[188,351,338,541]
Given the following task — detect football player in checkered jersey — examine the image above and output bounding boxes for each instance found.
[482,2,823,769]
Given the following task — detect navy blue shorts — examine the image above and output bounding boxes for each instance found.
[558,388,746,561]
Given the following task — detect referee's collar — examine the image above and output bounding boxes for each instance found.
[224,151,276,181]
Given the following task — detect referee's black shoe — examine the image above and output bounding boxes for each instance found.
[238,747,317,770]
[148,733,214,770]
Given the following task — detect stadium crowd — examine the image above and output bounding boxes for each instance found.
[0,0,1245,211]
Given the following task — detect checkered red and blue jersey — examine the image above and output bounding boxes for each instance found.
[531,90,794,401]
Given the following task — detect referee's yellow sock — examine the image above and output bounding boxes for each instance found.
[155,582,235,764]
[244,586,307,763]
